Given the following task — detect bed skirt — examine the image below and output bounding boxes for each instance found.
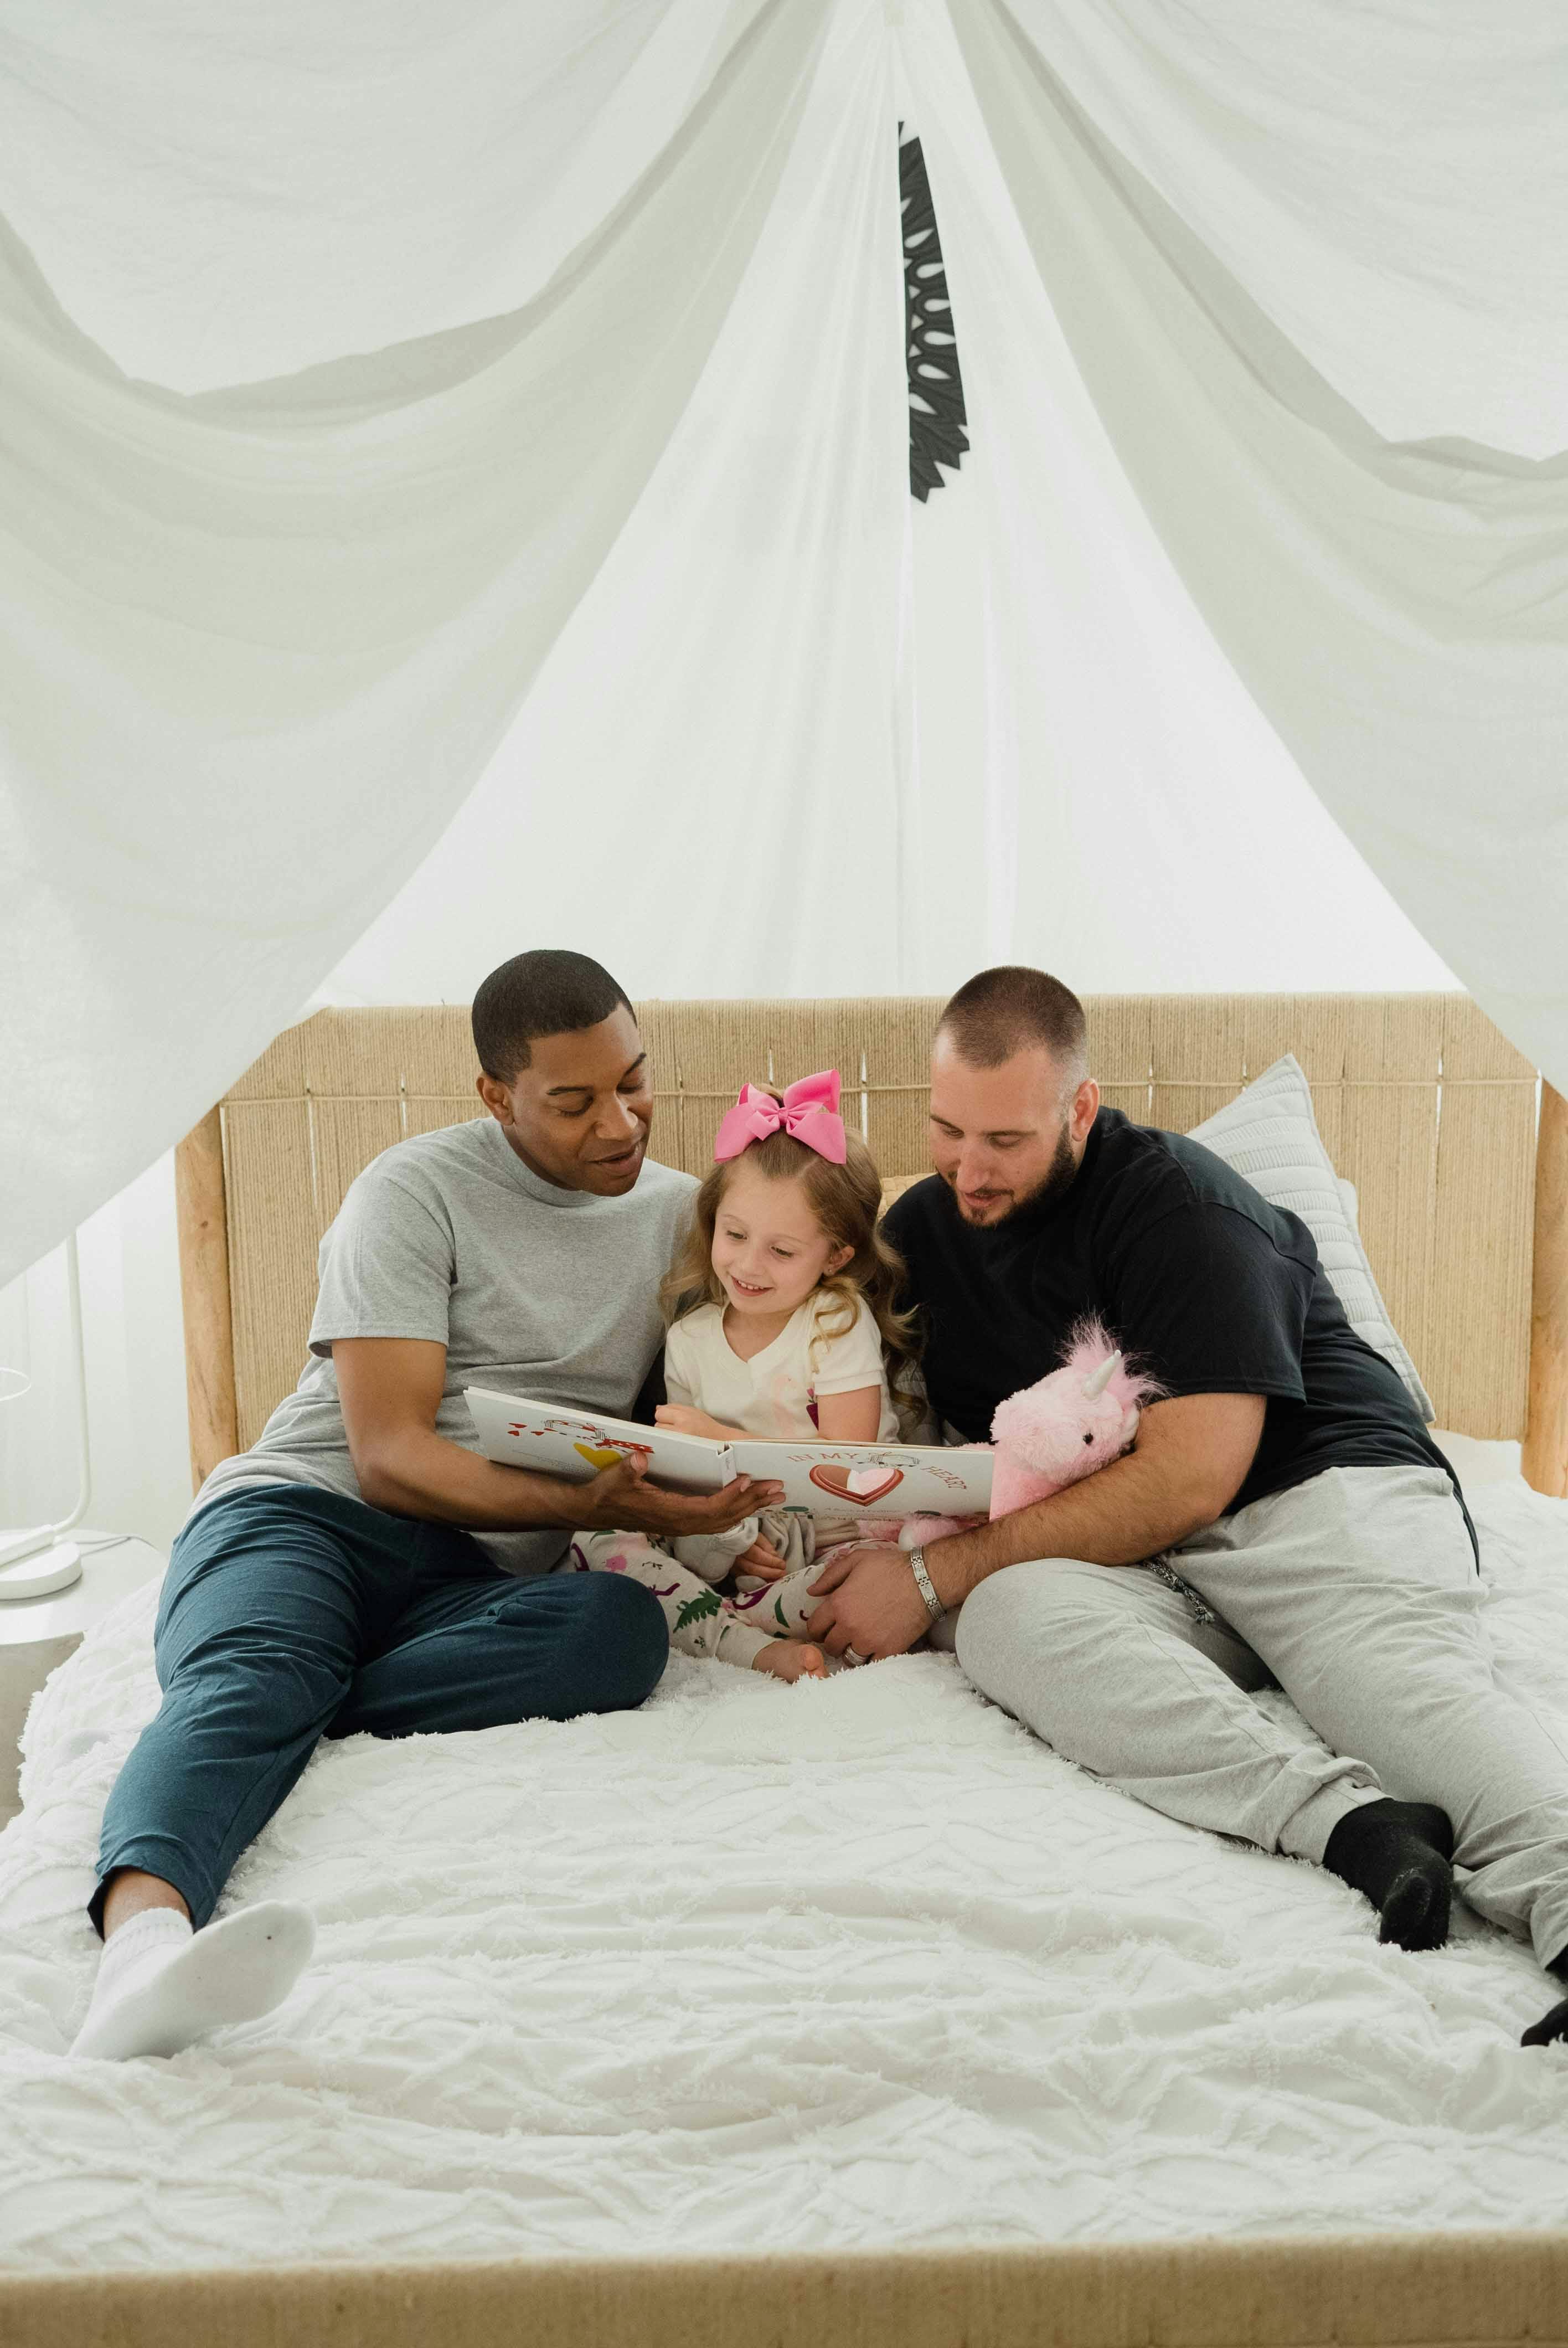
[6,2232,1568,2348]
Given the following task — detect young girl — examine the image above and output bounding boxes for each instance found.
[569,1070,917,1681]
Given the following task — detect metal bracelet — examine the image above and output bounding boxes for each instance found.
[905,1543,945,1624]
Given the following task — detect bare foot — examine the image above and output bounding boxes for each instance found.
[751,1642,828,1682]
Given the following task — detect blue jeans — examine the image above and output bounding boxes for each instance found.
[94,1485,668,1930]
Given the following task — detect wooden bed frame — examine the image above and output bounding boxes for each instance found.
[14,2233,1568,2348]
[20,992,1560,2348]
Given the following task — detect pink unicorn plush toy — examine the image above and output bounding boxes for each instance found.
[899,1320,1161,1549]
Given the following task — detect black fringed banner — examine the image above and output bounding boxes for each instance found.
[900,128,968,500]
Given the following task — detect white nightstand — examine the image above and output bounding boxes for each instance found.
[0,1535,167,1826]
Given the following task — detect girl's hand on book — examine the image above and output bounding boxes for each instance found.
[654,1404,742,1441]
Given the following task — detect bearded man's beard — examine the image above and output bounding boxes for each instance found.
[1012,1120,1079,1216]
[952,1119,1079,1226]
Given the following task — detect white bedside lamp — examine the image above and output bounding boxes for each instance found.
[0,1233,90,1601]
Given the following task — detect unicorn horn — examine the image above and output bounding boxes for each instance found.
[1082,1350,1123,1399]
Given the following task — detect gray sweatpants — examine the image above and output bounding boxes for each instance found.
[955,1464,1568,1966]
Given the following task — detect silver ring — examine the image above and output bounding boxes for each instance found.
[843,1646,868,1667]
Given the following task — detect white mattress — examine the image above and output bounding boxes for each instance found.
[3,1474,1568,2273]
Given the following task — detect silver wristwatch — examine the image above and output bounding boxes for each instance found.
[905,1543,945,1625]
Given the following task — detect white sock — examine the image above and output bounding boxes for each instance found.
[71,1901,316,2062]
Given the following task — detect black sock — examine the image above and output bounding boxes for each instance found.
[1322,1799,1454,1952]
[1521,1947,1568,2048]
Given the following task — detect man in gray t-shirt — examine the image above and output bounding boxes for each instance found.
[194,1109,696,1579]
[74,952,781,2065]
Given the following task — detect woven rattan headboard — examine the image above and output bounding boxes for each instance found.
[174,993,1568,1496]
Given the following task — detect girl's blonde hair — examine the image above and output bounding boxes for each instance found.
[661,1107,922,1410]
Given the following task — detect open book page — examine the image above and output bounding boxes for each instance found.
[467,1388,996,1517]
[726,1439,992,1518]
[464,1386,730,1496]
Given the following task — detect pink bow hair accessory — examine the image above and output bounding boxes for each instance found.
[712,1070,848,1165]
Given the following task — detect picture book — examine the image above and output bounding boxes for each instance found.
[463,1387,994,1518]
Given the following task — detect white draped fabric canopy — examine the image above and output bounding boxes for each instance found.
[2,0,1565,1286]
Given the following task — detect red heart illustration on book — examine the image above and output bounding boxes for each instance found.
[809,1464,904,1506]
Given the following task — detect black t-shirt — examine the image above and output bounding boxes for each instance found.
[884,1106,1463,1523]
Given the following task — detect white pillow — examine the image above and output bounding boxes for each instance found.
[1188,1055,1435,1421]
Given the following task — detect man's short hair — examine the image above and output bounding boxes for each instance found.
[936,966,1088,1077]
[472,950,632,1082]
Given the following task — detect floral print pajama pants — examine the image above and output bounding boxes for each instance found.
[568,1508,834,1669]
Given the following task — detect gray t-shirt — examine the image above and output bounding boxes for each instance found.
[191,1117,697,1575]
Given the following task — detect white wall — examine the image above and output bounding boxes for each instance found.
[0,1152,190,1554]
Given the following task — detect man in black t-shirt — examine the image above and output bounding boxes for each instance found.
[803,967,1568,2048]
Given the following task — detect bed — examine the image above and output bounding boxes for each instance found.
[3,992,1567,2347]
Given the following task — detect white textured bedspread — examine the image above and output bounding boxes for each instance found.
[3,1479,1568,2271]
